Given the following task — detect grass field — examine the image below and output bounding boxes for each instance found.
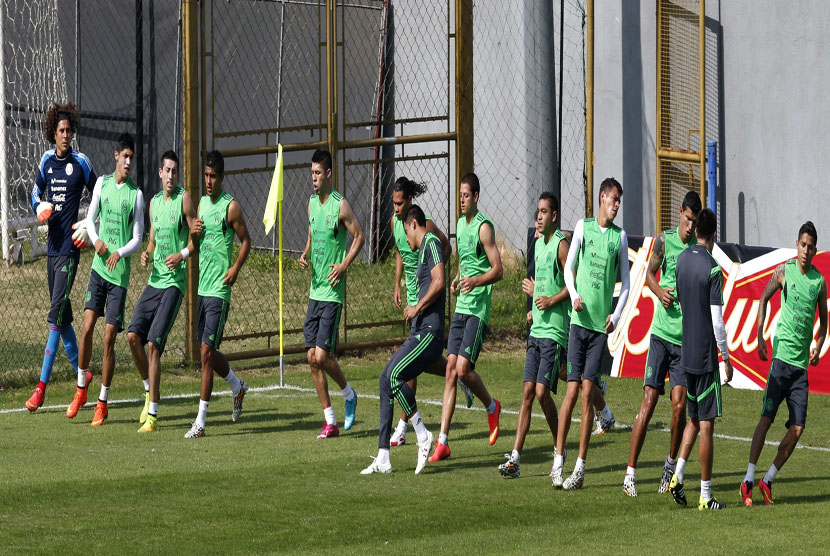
[2,341,829,554]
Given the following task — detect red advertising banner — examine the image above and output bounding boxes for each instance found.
[609,237,830,395]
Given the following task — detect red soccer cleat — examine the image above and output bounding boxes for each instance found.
[26,385,45,412]
[428,440,451,462]
[488,399,501,445]
[90,400,108,427]
[759,478,774,505]
[740,480,753,507]
[316,423,340,439]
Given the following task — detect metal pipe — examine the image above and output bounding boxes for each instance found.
[136,0,144,188]
[707,140,717,215]
[656,0,663,233]
[221,139,328,158]
[699,0,706,203]
[75,0,81,148]
[657,148,702,163]
[224,336,409,362]
[557,0,564,188]
[214,123,327,138]
[585,0,594,218]
[0,5,7,263]
[455,0,473,222]
[182,0,200,362]
[174,0,182,153]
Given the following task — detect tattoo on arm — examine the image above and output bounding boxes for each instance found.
[761,264,785,304]
[648,233,665,275]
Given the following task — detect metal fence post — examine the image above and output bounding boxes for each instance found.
[182,0,200,363]
[455,0,473,221]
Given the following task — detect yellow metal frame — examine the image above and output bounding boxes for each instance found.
[180,0,468,362]
[655,0,706,233]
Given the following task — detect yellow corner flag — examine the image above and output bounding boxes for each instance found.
[263,143,284,235]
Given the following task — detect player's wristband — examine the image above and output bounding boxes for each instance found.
[180,247,190,260]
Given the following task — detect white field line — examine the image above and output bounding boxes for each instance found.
[3,384,829,454]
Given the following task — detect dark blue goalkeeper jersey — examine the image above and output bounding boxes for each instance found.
[30,148,96,256]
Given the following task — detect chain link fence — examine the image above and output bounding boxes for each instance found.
[1,0,589,384]
[0,0,182,384]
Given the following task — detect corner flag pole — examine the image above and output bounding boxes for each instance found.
[263,143,284,386]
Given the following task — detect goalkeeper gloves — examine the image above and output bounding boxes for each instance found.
[36,202,54,223]
[71,221,89,249]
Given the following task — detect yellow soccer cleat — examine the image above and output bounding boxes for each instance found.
[138,414,157,433]
[139,391,150,424]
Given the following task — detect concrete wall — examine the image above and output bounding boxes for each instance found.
[594,0,830,249]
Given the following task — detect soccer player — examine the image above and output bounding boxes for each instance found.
[299,148,363,439]
[387,176,469,447]
[26,102,97,412]
[429,172,503,463]
[184,151,251,438]
[126,151,197,433]
[623,191,701,497]
[362,205,444,474]
[740,221,827,506]
[668,207,733,510]
[552,177,630,490]
[498,192,568,479]
[68,133,144,426]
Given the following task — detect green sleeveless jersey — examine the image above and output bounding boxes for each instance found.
[91,174,140,288]
[309,190,346,303]
[455,211,495,325]
[531,229,570,346]
[650,227,695,345]
[394,214,432,306]
[572,218,622,333]
[148,187,189,293]
[197,191,235,301]
[773,259,823,370]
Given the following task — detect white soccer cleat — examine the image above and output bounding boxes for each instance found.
[360,457,392,475]
[563,468,584,490]
[232,380,248,422]
[415,430,434,474]
[550,448,568,478]
[184,422,205,438]
[390,427,406,447]
[623,474,638,497]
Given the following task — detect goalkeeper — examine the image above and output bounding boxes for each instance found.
[25,102,97,412]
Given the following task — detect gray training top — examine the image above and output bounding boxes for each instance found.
[676,243,724,375]
[413,232,446,338]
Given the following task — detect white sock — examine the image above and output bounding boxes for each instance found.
[411,411,428,444]
[142,378,150,392]
[486,399,497,414]
[601,404,613,420]
[511,449,520,463]
[149,401,158,416]
[323,405,337,426]
[342,383,355,402]
[223,368,241,396]
[376,448,390,465]
[438,432,449,446]
[701,479,712,501]
[575,457,586,473]
[395,418,408,434]
[626,465,636,479]
[764,463,778,484]
[78,369,89,388]
[675,458,687,483]
[99,385,109,402]
[196,399,209,428]
[554,453,563,468]
[744,463,756,484]
[666,455,677,468]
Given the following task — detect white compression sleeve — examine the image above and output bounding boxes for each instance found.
[610,230,630,328]
[85,176,104,245]
[117,190,145,258]
[710,304,729,360]
[563,219,584,307]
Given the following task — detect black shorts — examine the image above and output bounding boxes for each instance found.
[84,269,128,331]
[127,285,184,354]
[643,335,685,395]
[303,299,341,352]
[197,296,230,350]
[566,324,606,385]
[447,313,488,366]
[761,358,808,429]
[524,336,565,393]
[686,369,722,421]
[46,253,80,328]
